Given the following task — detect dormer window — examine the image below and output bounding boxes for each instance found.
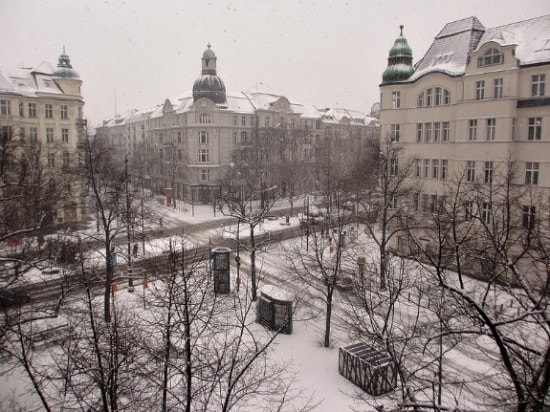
[478,48,503,67]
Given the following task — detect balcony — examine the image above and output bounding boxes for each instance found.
[76,118,87,127]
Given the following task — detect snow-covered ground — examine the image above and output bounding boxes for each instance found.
[0,196,533,411]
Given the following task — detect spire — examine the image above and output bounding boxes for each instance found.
[53,46,80,79]
[193,44,226,104]
[201,42,217,75]
[382,25,414,83]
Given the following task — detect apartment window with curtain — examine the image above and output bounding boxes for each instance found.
[494,78,503,98]
[486,118,496,140]
[390,124,400,142]
[528,117,542,140]
[484,161,493,184]
[469,120,477,141]
[391,91,400,108]
[525,162,539,185]
[531,74,545,97]
[476,80,485,100]
[466,161,476,182]
[45,104,53,118]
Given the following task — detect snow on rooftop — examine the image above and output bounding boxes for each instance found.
[476,14,550,65]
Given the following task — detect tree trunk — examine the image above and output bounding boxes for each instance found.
[250,223,257,301]
[324,289,333,348]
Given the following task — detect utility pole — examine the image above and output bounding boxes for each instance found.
[125,155,134,292]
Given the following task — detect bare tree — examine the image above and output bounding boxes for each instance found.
[401,161,550,411]
[357,138,417,290]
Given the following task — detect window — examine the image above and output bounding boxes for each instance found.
[494,78,503,98]
[47,153,55,168]
[233,116,238,125]
[416,123,423,142]
[391,91,400,109]
[441,159,448,180]
[390,124,400,142]
[232,131,237,144]
[199,131,209,144]
[522,205,536,229]
[178,149,182,160]
[413,193,419,211]
[177,131,182,143]
[389,155,399,176]
[476,81,485,100]
[481,202,492,224]
[45,104,53,118]
[484,161,493,184]
[199,113,211,124]
[525,162,539,185]
[241,116,246,126]
[443,89,451,105]
[389,195,398,209]
[18,127,25,139]
[424,122,432,142]
[29,127,38,142]
[264,116,271,127]
[423,159,430,178]
[486,118,496,141]
[0,100,11,115]
[61,105,68,119]
[442,122,450,141]
[415,158,421,178]
[62,152,70,168]
[434,87,442,106]
[432,159,439,179]
[421,194,429,211]
[464,200,474,221]
[198,148,209,163]
[531,74,545,97]
[469,120,477,141]
[46,127,54,143]
[478,48,503,67]
[433,122,441,142]
[19,102,24,116]
[417,92,424,107]
[200,169,211,181]
[61,128,69,143]
[466,161,476,182]
[528,117,542,140]
[426,88,433,106]
[28,103,36,117]
[240,131,248,143]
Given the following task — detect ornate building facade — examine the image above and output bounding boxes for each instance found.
[0,50,86,224]
[97,44,379,203]
[379,15,550,283]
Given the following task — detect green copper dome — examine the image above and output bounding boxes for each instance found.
[382,25,414,83]
[52,48,80,79]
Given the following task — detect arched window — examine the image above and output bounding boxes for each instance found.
[199,113,211,124]
[478,48,503,67]
[417,87,451,107]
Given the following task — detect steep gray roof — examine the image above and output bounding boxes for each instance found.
[410,16,484,81]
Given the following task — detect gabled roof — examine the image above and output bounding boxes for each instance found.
[408,14,550,82]
[0,63,64,96]
[475,14,550,66]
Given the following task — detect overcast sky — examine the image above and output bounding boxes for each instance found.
[2,0,549,127]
